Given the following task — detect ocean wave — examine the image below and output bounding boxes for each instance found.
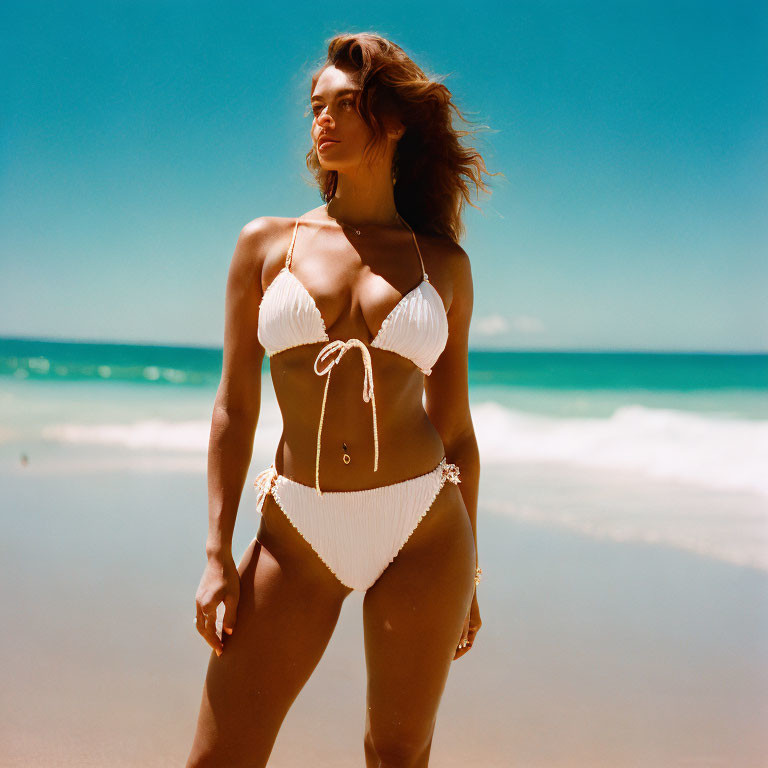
[41,420,213,451]
[38,413,284,452]
[22,400,768,499]
[472,401,768,498]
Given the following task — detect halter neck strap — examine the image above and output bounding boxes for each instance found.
[285,217,301,271]
[396,213,428,282]
[288,210,427,282]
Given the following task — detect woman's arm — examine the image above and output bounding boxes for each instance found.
[424,244,480,561]
[205,218,270,560]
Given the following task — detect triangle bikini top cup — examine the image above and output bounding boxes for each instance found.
[256,214,450,495]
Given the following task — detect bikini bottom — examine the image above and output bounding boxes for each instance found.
[252,455,461,592]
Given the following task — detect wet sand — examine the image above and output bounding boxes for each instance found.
[2,469,767,767]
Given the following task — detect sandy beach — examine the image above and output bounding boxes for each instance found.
[2,464,767,767]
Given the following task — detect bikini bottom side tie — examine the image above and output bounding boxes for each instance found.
[313,338,378,497]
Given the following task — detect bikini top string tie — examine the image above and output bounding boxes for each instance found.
[313,338,379,497]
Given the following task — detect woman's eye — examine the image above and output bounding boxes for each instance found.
[310,99,354,117]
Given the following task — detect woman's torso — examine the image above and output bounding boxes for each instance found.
[258,209,453,491]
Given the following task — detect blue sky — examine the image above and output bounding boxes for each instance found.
[1,0,766,352]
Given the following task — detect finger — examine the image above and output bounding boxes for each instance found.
[453,632,471,660]
[205,611,223,653]
[455,615,478,657]
[205,622,223,655]
[195,603,212,644]
[221,595,237,636]
[452,610,472,660]
[201,604,224,655]
[453,641,470,660]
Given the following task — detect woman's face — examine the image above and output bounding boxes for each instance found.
[310,65,376,173]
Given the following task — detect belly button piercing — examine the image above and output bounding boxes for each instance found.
[342,441,351,464]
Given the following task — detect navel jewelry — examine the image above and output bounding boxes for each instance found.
[342,441,351,464]
[474,566,483,586]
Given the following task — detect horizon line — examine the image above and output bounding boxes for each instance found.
[1,335,766,357]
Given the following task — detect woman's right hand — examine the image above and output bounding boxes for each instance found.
[194,553,241,656]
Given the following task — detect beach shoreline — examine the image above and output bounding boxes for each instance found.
[2,468,767,767]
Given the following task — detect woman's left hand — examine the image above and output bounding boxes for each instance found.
[454,589,481,660]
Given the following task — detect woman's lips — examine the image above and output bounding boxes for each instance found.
[318,139,339,152]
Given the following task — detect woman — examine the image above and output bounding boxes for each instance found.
[187,32,495,767]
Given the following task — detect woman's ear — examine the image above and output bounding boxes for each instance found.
[384,116,406,142]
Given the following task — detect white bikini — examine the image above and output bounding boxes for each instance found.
[253,213,460,592]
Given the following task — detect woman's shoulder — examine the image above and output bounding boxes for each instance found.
[236,216,303,262]
[418,231,469,280]
[238,215,299,242]
[414,226,466,254]
[228,217,300,290]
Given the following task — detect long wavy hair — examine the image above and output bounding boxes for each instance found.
[303,33,499,243]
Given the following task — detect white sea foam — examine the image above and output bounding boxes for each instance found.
[39,409,285,454]
[33,398,768,498]
[42,420,211,451]
[471,401,768,498]
[13,396,768,571]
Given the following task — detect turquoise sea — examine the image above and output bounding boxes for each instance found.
[3,336,767,572]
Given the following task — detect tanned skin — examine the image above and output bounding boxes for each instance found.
[186,63,481,768]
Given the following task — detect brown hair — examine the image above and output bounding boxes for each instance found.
[303,32,500,243]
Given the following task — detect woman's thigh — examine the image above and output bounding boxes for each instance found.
[186,496,352,768]
[361,480,476,766]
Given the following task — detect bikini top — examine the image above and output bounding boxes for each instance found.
[257,215,449,375]
[256,214,450,496]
